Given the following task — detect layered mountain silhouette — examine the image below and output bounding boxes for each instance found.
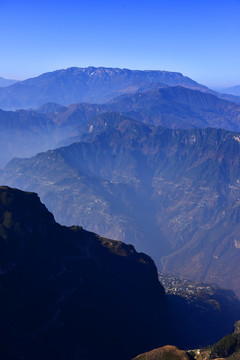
[51,86,240,135]
[0,66,205,110]
[107,86,240,130]
[1,66,239,110]
[2,85,240,167]
[2,118,240,296]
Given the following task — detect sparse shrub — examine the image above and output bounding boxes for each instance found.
[210,334,239,359]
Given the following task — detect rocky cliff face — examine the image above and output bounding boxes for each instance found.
[0,186,172,360]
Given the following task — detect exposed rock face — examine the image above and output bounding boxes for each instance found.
[0,186,172,360]
[132,345,194,360]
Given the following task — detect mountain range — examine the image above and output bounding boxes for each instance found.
[2,64,240,358]
[2,66,240,300]
[107,86,240,130]
[2,116,240,296]
[0,66,240,110]
[2,84,240,168]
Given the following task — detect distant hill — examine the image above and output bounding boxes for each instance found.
[0,108,71,168]
[45,86,240,144]
[212,91,240,103]
[3,121,240,296]
[0,76,18,87]
[42,86,240,148]
[219,85,240,97]
[0,66,211,110]
[0,103,107,167]
[107,86,240,131]
[33,101,66,113]
[56,112,142,147]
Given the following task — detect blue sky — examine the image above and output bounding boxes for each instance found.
[1,0,240,87]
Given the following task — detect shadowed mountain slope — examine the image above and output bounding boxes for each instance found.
[0,185,173,360]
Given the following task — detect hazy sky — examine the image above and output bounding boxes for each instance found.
[1,0,240,87]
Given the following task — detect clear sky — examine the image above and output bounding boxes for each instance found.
[1,0,240,87]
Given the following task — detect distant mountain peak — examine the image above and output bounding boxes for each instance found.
[0,66,209,110]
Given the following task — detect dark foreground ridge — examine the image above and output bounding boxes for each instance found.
[1,186,240,359]
[0,186,172,360]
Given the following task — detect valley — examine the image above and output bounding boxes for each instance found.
[3,0,240,356]
[1,66,240,359]
[0,185,240,359]
[2,117,240,296]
